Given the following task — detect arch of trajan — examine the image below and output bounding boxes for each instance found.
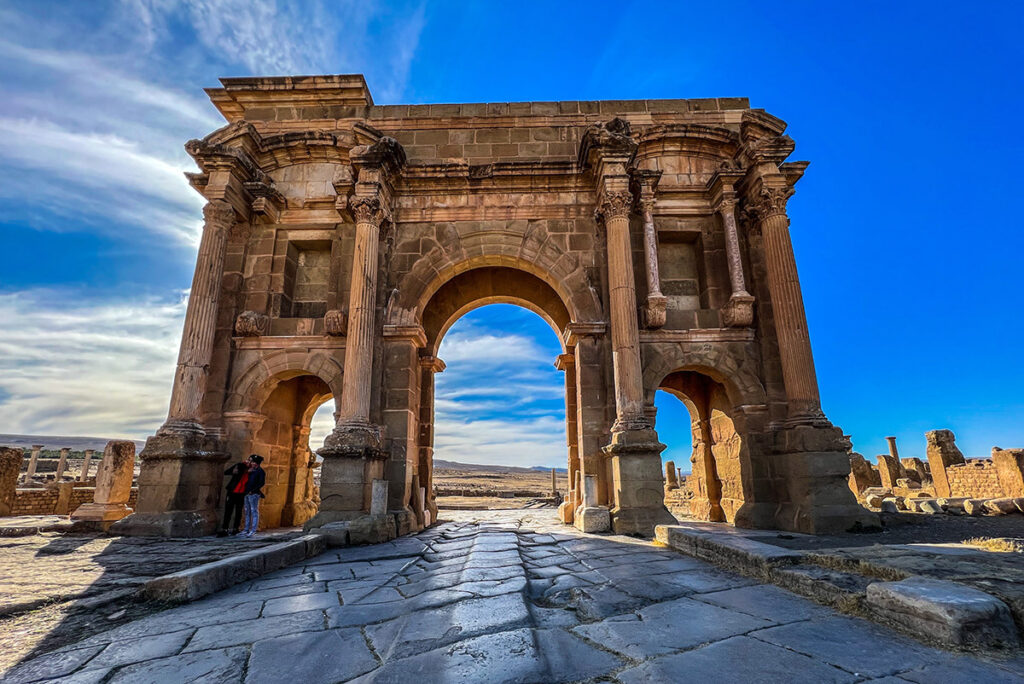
[112,75,875,541]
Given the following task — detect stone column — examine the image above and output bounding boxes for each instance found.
[71,441,135,528]
[56,448,69,480]
[79,449,94,482]
[598,190,675,535]
[112,200,238,538]
[718,197,755,327]
[555,351,579,523]
[311,187,393,532]
[24,445,42,482]
[0,447,24,516]
[162,200,237,434]
[664,461,678,489]
[749,186,823,422]
[885,436,900,461]
[635,172,667,328]
[417,356,444,523]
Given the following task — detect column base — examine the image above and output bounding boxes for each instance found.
[722,294,755,327]
[643,295,667,329]
[70,503,133,532]
[112,427,226,538]
[604,427,676,536]
[315,421,387,523]
[574,505,611,533]
[769,425,880,534]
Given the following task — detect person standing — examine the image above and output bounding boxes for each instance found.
[241,455,266,538]
[217,460,249,536]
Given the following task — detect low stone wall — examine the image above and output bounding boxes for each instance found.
[12,486,139,516]
[434,487,547,498]
[947,460,1002,499]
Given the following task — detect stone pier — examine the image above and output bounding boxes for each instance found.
[0,447,24,516]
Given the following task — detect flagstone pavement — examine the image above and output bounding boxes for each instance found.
[4,509,1023,683]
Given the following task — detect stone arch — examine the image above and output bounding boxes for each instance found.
[655,368,753,526]
[642,343,766,410]
[225,350,344,414]
[420,266,572,355]
[386,224,604,329]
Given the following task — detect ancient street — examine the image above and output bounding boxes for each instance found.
[5,510,1021,683]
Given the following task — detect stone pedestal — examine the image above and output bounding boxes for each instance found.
[605,428,676,535]
[110,431,225,537]
[306,423,386,530]
[575,474,611,533]
[72,441,136,529]
[768,426,879,534]
[0,447,24,516]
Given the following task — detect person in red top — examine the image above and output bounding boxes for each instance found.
[217,461,249,536]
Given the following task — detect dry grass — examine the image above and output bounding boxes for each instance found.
[963,537,1024,553]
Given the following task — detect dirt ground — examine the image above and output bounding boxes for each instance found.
[767,511,1024,551]
[432,466,566,496]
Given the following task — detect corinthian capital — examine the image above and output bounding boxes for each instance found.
[596,190,634,222]
[749,186,794,222]
[349,195,386,225]
[203,200,236,229]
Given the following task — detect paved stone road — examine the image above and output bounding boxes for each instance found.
[4,510,1023,683]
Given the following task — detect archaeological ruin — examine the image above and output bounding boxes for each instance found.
[109,74,883,542]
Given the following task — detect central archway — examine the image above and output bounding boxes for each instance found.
[415,266,576,521]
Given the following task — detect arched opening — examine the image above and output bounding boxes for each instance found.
[656,370,748,524]
[238,372,332,529]
[417,266,574,519]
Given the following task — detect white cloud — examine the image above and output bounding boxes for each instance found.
[0,290,185,438]
[435,415,568,469]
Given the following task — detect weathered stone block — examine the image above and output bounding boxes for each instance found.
[866,577,1019,648]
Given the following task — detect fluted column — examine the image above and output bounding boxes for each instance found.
[338,195,384,430]
[635,174,667,329]
[600,191,649,433]
[162,200,236,434]
[750,186,822,421]
[719,197,755,327]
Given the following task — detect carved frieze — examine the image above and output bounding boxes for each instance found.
[324,309,348,336]
[234,310,269,337]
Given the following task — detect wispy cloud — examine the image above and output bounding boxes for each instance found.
[0,290,185,438]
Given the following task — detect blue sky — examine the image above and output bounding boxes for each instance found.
[1,1,1021,468]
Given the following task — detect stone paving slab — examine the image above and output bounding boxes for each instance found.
[3,509,1022,683]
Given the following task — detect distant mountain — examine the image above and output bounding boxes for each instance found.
[0,434,146,452]
[434,458,567,474]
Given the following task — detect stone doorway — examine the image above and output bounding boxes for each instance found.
[656,370,750,524]
[224,371,328,529]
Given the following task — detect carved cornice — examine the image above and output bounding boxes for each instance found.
[554,353,575,371]
[563,321,607,347]
[578,117,637,169]
[186,138,269,185]
[350,136,406,175]
[630,169,661,214]
[418,355,446,373]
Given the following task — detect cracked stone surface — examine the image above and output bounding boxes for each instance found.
[4,509,1022,683]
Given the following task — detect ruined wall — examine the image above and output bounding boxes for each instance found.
[947,460,1003,499]
[12,487,139,516]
